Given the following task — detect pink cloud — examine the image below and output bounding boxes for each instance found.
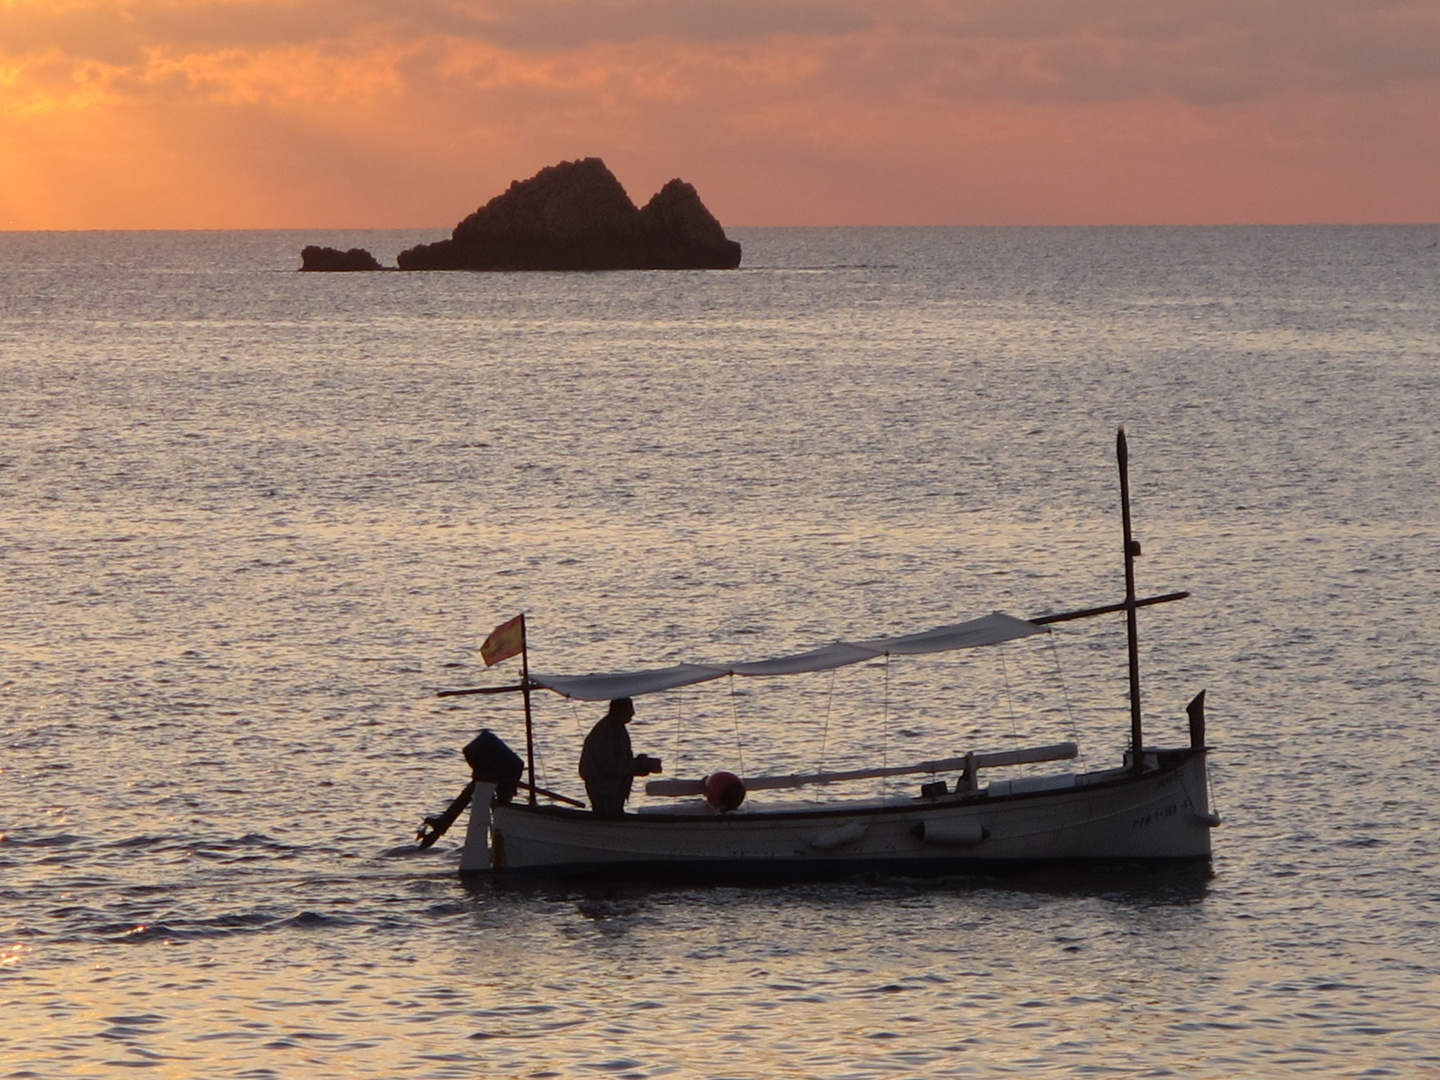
[2,0,1437,227]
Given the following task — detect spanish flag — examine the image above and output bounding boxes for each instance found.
[480,614,525,667]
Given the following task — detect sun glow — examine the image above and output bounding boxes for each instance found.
[2,0,1438,227]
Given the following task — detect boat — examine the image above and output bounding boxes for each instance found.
[422,430,1220,878]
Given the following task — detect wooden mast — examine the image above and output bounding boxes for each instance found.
[1117,428,1145,775]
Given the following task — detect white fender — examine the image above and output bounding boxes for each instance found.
[915,819,987,846]
[811,821,865,851]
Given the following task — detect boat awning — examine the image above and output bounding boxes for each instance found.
[529,611,1047,701]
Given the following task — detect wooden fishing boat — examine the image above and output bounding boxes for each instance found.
[423,430,1220,878]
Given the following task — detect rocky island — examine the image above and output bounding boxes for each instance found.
[299,158,741,272]
[399,157,741,271]
[299,246,383,271]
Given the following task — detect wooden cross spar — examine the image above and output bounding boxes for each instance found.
[646,742,1078,797]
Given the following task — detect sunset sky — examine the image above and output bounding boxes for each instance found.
[2,0,1437,229]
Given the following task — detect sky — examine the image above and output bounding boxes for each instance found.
[2,0,1438,229]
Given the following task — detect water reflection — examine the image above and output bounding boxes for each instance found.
[4,226,1439,1079]
[467,862,1214,929]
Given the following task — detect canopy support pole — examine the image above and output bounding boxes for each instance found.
[1118,428,1145,777]
[520,615,537,805]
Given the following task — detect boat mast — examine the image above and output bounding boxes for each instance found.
[1117,428,1144,775]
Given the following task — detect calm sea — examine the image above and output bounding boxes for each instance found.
[3,225,1439,1078]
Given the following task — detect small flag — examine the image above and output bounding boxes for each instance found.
[480,615,525,667]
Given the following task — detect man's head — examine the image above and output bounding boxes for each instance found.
[607,697,635,724]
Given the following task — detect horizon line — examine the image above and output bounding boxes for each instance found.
[4,221,1439,234]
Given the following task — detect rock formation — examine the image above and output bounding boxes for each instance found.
[396,158,741,271]
[300,246,382,271]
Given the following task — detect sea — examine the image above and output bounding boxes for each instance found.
[2,225,1439,1078]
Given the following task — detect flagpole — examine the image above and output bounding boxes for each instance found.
[519,614,537,805]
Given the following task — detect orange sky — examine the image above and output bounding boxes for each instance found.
[2,0,1438,228]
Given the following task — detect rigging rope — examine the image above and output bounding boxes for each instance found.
[670,690,685,779]
[816,667,837,776]
[1000,645,1018,742]
[880,654,891,799]
[1045,629,1085,765]
[727,673,746,777]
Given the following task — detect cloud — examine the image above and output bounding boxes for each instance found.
[6,0,1438,109]
[857,0,1440,106]
[2,0,1438,226]
[467,0,874,50]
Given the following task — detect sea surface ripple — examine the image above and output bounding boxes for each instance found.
[3,225,1439,1078]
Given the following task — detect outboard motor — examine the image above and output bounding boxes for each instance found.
[464,729,524,805]
[416,729,524,850]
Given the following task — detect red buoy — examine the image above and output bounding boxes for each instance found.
[703,771,746,811]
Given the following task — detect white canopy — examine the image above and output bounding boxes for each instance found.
[529,612,1047,701]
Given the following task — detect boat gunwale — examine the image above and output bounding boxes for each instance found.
[460,852,1215,882]
[495,746,1208,826]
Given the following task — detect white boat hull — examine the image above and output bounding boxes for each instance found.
[463,749,1215,877]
